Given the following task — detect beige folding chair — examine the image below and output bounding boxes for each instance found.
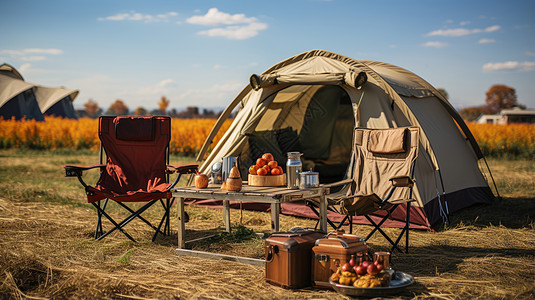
[338,126,419,253]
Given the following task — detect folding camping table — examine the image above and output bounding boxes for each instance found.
[172,184,328,249]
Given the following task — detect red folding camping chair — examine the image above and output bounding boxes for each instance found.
[64,116,197,242]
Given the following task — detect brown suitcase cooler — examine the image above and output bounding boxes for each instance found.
[312,231,368,288]
[265,228,325,289]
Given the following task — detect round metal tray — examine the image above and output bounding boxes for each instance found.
[329,271,415,297]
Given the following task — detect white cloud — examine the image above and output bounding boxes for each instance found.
[187,8,268,40]
[19,63,32,73]
[21,56,46,61]
[482,61,535,72]
[426,28,472,37]
[1,48,63,56]
[98,11,179,23]
[198,22,268,40]
[155,79,175,89]
[425,25,501,37]
[459,21,470,26]
[421,41,448,48]
[478,38,496,44]
[24,48,63,55]
[186,8,256,26]
[484,25,500,33]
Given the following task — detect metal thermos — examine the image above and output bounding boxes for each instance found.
[211,162,222,184]
[222,156,237,182]
[286,152,303,189]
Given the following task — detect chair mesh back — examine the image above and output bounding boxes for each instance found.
[95,116,171,198]
[349,127,419,201]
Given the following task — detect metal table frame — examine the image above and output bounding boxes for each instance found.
[172,184,328,249]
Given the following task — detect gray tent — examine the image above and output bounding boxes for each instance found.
[196,50,495,229]
[0,64,44,121]
[35,86,79,119]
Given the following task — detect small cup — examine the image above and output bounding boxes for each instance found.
[373,252,391,270]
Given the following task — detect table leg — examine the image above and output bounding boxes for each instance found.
[223,200,231,233]
[177,197,185,249]
[271,202,280,232]
[319,193,328,233]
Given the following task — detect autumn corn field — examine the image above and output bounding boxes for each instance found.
[0,117,533,159]
[0,117,232,157]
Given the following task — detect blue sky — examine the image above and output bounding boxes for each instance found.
[1,0,534,111]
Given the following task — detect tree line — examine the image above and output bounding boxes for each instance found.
[78,96,221,119]
[76,84,526,121]
[458,84,525,121]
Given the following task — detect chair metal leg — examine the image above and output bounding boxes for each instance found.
[153,198,173,242]
[93,199,164,242]
[364,214,403,253]
[406,202,411,253]
[92,202,136,242]
[308,203,340,230]
[115,201,163,233]
[95,200,108,239]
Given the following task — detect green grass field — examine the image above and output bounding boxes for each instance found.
[0,149,533,299]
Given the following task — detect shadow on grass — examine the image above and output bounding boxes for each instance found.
[444,197,534,230]
[391,245,533,276]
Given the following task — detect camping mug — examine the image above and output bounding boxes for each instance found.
[299,170,319,189]
[373,252,391,270]
[222,156,237,183]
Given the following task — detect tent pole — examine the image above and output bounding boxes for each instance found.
[437,169,450,224]
[482,156,501,202]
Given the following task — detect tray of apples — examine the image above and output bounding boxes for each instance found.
[248,153,286,187]
[329,255,414,297]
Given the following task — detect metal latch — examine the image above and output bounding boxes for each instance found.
[314,254,330,262]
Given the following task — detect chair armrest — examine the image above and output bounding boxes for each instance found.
[63,164,106,177]
[167,164,198,175]
[166,164,199,190]
[322,178,353,191]
[389,176,414,188]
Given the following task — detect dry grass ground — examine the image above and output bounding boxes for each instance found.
[0,149,533,299]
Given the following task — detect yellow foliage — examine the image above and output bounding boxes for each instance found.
[0,117,532,159]
[467,123,535,159]
[0,117,231,156]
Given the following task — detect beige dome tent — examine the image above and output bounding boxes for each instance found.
[196,50,495,229]
[35,86,79,119]
[0,63,44,121]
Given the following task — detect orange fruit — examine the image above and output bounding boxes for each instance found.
[257,167,268,176]
[271,168,281,175]
[248,165,257,175]
[267,160,278,169]
[262,153,274,162]
[256,158,267,168]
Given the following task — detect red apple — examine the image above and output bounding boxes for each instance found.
[367,263,379,275]
[355,265,367,276]
[349,255,357,267]
[195,173,209,189]
[361,260,370,269]
[341,262,352,272]
[375,263,384,272]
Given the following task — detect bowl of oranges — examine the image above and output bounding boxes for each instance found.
[248,153,286,187]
